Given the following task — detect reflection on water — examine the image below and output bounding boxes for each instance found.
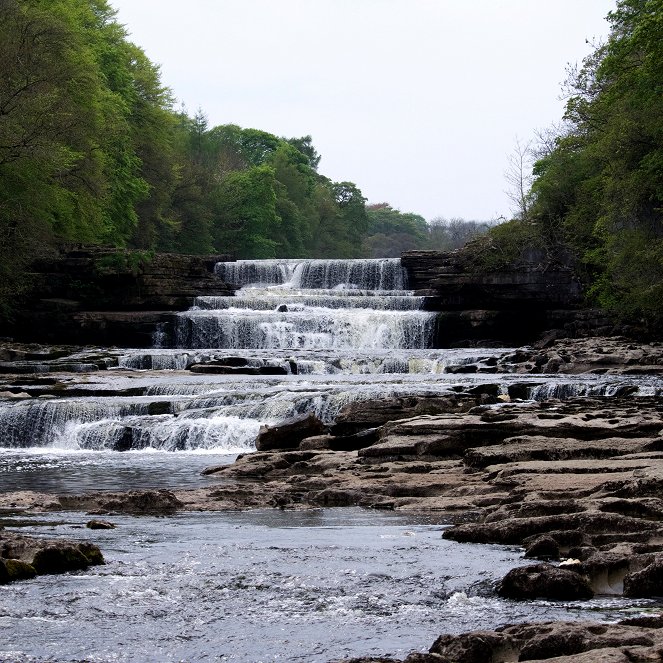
[0,509,657,663]
[0,449,235,494]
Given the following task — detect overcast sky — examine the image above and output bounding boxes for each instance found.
[110,0,615,221]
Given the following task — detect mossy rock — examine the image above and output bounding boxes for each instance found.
[4,558,37,581]
[32,545,92,575]
[78,542,105,565]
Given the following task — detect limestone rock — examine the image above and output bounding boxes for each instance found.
[497,563,594,600]
[0,532,104,578]
[524,535,560,560]
[624,559,663,598]
[255,413,326,452]
[86,519,116,530]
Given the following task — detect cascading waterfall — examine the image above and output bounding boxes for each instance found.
[215,257,406,291]
[177,258,431,350]
[2,257,660,454]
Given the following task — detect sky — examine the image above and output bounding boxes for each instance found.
[110,0,615,222]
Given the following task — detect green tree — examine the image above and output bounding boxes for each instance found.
[362,204,427,257]
[211,166,281,258]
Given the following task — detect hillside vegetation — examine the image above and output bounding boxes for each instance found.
[474,0,663,329]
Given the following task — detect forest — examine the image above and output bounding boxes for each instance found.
[0,0,485,311]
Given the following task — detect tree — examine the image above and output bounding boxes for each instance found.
[362,204,427,257]
[427,217,492,251]
[504,137,534,221]
[210,166,280,258]
[0,0,110,313]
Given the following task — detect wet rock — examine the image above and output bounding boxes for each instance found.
[497,563,594,600]
[59,489,183,515]
[31,545,92,574]
[299,435,334,451]
[514,622,655,661]
[189,363,260,375]
[0,561,8,585]
[429,631,516,663]
[86,519,116,530]
[579,552,634,595]
[255,413,326,452]
[309,488,365,507]
[0,558,37,583]
[445,512,660,546]
[495,337,663,376]
[410,620,663,663]
[464,436,655,468]
[0,532,104,578]
[331,395,475,436]
[524,535,560,560]
[624,559,663,598]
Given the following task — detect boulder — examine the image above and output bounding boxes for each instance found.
[0,532,104,578]
[624,559,663,598]
[524,535,560,560]
[3,558,37,581]
[429,631,516,663]
[497,563,594,600]
[86,519,116,530]
[255,413,326,452]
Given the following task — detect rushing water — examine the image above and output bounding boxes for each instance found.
[1,509,658,663]
[1,258,661,455]
[1,257,662,662]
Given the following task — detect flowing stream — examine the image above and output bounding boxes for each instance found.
[1,257,662,662]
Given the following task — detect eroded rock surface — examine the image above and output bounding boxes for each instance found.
[336,618,663,662]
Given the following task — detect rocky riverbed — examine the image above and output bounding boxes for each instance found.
[1,336,663,661]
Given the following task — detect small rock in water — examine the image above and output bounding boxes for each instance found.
[86,519,116,530]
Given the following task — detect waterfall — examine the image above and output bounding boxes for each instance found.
[6,257,656,454]
[215,258,406,290]
[179,258,429,350]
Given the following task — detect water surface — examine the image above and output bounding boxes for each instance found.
[1,509,656,663]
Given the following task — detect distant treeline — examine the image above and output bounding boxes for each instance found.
[364,205,493,258]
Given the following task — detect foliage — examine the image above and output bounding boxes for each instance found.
[485,0,663,329]
[362,205,428,257]
[462,220,548,272]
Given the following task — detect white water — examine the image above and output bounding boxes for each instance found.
[2,509,656,663]
[1,258,662,454]
[2,258,663,663]
[178,258,432,350]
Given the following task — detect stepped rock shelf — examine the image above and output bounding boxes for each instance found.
[1,252,663,662]
[3,246,592,346]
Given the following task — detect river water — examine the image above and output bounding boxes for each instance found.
[1,258,661,661]
[1,509,656,663]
